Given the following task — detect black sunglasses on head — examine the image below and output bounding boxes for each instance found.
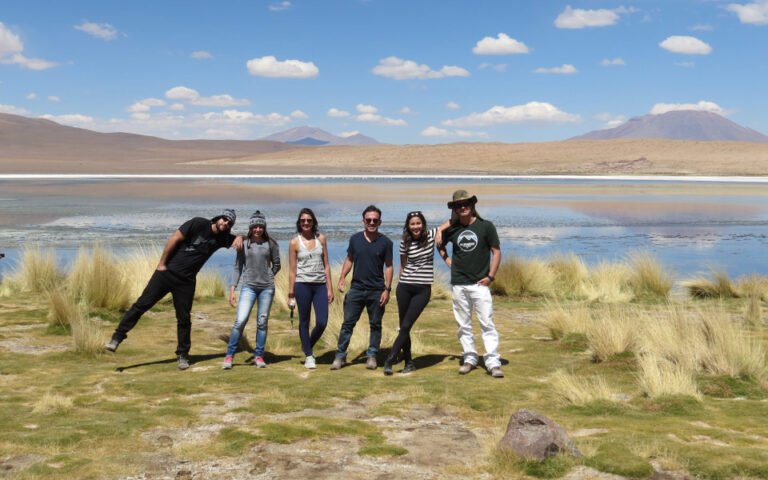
[407,211,422,218]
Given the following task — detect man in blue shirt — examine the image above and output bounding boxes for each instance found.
[332,205,393,370]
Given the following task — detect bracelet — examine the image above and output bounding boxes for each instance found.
[385,287,392,292]
[288,293,295,298]
[487,275,495,282]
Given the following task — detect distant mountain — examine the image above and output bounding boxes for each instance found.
[261,126,380,146]
[570,110,768,143]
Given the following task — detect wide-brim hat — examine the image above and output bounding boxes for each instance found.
[447,189,478,209]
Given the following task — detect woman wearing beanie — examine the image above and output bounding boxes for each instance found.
[223,210,281,369]
[287,208,334,369]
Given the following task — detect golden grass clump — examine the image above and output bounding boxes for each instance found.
[538,303,591,340]
[587,307,636,362]
[549,253,589,299]
[736,274,768,300]
[583,261,633,303]
[195,270,226,299]
[67,303,105,356]
[119,244,163,300]
[698,306,767,380]
[32,392,74,415]
[635,305,707,374]
[681,270,740,299]
[67,245,131,310]
[491,256,555,298]
[11,246,63,294]
[47,288,77,329]
[550,369,616,406]
[637,354,702,400]
[627,251,674,300]
[745,293,763,328]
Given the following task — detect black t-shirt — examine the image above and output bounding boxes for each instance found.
[444,218,500,285]
[347,231,393,290]
[166,217,235,281]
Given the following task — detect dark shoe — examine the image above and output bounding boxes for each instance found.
[178,355,190,370]
[458,362,476,375]
[330,357,346,370]
[490,367,504,378]
[104,338,120,353]
[402,362,416,374]
[366,356,378,370]
[383,361,393,376]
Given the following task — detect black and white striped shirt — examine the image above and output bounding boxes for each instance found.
[399,227,437,285]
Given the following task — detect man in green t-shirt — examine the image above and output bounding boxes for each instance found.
[439,190,503,378]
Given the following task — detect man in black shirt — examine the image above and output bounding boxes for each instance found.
[105,209,242,370]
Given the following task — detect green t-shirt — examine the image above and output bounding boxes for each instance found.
[444,218,500,285]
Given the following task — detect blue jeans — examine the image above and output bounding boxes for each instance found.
[336,287,384,360]
[226,286,274,357]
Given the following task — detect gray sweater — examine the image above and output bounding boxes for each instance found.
[232,238,281,289]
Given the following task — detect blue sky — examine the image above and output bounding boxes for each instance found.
[1,0,767,144]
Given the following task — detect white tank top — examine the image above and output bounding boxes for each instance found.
[296,234,326,283]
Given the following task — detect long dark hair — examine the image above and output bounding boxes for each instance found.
[295,207,319,236]
[402,211,429,250]
[450,204,482,226]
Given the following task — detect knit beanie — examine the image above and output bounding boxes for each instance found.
[249,210,267,229]
[214,208,236,227]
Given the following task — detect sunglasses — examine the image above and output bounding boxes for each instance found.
[221,218,233,225]
[364,218,381,225]
[407,211,422,218]
[299,219,314,224]
[453,202,472,210]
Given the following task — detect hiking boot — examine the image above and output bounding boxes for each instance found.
[104,338,120,353]
[177,355,190,370]
[458,362,476,375]
[330,357,346,370]
[366,356,378,370]
[222,355,233,370]
[402,362,416,374]
[490,367,504,379]
[382,361,393,376]
[304,355,317,369]
[254,356,267,368]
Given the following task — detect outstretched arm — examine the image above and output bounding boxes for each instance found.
[156,229,184,271]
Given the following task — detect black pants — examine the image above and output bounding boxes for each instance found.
[387,283,431,364]
[112,270,196,356]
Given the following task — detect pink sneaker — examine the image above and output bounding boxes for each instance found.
[254,356,268,368]
[222,355,233,370]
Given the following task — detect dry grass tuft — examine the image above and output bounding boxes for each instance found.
[583,261,634,303]
[549,253,589,299]
[698,306,767,380]
[628,251,674,300]
[47,288,77,329]
[538,303,591,339]
[32,392,74,415]
[195,270,226,299]
[745,293,763,328]
[119,244,163,300]
[70,306,105,356]
[682,270,740,299]
[587,307,636,362]
[492,256,555,298]
[10,246,63,294]
[67,245,131,310]
[637,354,702,399]
[550,369,617,405]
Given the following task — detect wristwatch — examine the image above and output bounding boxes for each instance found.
[487,275,495,282]
[385,286,392,292]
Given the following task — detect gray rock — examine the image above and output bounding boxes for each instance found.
[498,409,581,460]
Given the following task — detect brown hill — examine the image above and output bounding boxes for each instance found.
[3,113,768,175]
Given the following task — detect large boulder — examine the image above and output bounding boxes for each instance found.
[498,409,581,460]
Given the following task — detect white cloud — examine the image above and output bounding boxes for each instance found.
[246,55,319,78]
[472,33,530,55]
[204,129,238,138]
[356,104,378,114]
[0,22,24,56]
[372,56,470,80]
[47,95,60,102]
[0,23,57,70]
[164,86,249,107]
[40,114,94,126]
[168,103,185,111]
[534,64,577,74]
[726,1,768,25]
[290,110,308,119]
[479,62,508,72]
[269,1,292,11]
[446,101,461,110]
[595,112,627,129]
[202,109,292,126]
[400,106,412,114]
[659,36,712,55]
[690,24,714,31]
[74,21,118,41]
[127,98,166,113]
[327,108,350,118]
[339,131,359,138]
[191,50,213,59]
[555,6,625,29]
[601,57,625,66]
[0,103,28,115]
[443,102,580,127]
[26,92,37,100]
[421,126,488,138]
[0,53,58,70]
[649,101,726,115]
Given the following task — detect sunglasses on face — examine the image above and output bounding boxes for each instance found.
[221,218,233,225]
[453,203,471,210]
[364,218,380,225]
[299,219,313,224]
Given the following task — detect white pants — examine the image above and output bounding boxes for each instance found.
[451,284,500,370]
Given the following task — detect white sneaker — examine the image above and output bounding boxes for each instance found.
[304,355,317,369]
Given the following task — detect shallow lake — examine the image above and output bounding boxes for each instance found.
[1,177,767,282]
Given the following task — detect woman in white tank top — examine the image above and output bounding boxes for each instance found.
[288,208,334,369]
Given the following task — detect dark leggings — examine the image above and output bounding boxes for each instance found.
[387,282,431,364]
[295,282,329,356]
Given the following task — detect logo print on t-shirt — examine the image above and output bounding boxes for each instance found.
[457,231,478,252]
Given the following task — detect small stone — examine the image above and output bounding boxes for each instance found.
[498,409,581,460]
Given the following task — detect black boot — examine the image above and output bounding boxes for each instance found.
[383,359,394,376]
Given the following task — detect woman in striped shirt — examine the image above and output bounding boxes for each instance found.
[383,211,437,375]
